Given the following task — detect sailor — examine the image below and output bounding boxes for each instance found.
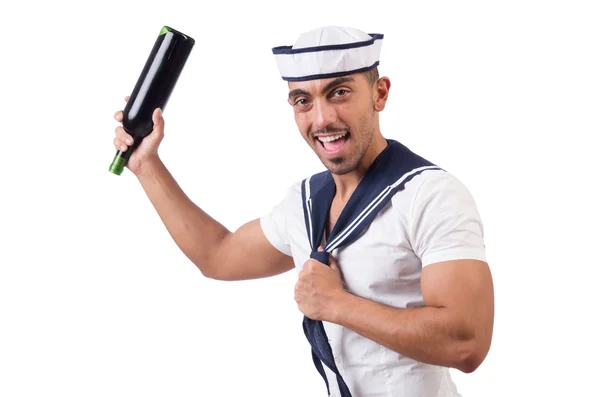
[112,25,494,397]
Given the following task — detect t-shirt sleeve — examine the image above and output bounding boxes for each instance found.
[259,183,297,257]
[409,171,487,267]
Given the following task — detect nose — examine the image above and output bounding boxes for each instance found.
[313,99,337,132]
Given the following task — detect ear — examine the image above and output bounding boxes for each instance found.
[373,77,391,112]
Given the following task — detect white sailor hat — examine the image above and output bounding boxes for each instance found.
[272,26,383,82]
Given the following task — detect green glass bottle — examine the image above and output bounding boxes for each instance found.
[109,26,195,175]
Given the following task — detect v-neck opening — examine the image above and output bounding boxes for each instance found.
[304,139,439,254]
[325,139,395,245]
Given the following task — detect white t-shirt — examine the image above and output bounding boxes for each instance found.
[260,168,486,397]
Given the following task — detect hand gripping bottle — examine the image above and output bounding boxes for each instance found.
[109,26,195,175]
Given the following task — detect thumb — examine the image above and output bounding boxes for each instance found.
[328,253,339,270]
[317,246,324,252]
[152,108,164,133]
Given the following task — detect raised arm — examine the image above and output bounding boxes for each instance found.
[113,104,294,281]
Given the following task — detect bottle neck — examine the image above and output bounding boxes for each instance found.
[108,138,141,175]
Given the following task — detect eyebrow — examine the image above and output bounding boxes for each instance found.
[322,76,355,95]
[288,76,356,101]
[288,88,309,101]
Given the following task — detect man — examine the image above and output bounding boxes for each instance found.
[112,26,494,397]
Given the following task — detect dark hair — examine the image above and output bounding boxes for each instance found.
[364,67,380,86]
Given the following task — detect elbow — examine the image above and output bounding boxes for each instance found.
[191,256,219,280]
[196,260,232,281]
[455,338,491,374]
[196,261,221,280]
[187,246,226,280]
[457,353,482,374]
[198,265,216,279]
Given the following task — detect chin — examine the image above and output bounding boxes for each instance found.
[324,158,356,175]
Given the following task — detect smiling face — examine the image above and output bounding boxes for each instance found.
[288,71,389,175]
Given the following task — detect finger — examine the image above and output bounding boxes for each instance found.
[115,126,134,145]
[317,246,324,252]
[298,267,309,279]
[114,110,123,122]
[294,280,307,295]
[114,137,128,152]
[124,95,130,102]
[305,260,318,273]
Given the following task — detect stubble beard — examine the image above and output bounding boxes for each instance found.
[322,110,374,176]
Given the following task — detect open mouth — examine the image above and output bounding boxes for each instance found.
[316,131,350,154]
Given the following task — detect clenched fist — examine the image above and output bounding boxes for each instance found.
[294,247,347,322]
[113,95,165,176]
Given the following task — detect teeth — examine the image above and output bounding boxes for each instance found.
[318,133,347,142]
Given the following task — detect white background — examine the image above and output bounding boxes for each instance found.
[1,0,599,396]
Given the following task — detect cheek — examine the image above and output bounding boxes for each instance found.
[335,104,360,127]
[295,114,312,137]
[349,104,372,131]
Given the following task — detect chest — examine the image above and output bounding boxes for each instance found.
[326,203,343,238]
[293,201,423,305]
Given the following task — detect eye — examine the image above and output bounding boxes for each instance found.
[294,98,309,106]
[331,89,349,97]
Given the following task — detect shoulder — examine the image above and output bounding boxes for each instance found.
[401,170,486,266]
[259,178,304,250]
[392,168,476,203]
[415,169,474,201]
[273,179,303,211]
[390,169,481,221]
[278,178,305,217]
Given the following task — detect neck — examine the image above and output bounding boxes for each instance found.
[332,132,388,201]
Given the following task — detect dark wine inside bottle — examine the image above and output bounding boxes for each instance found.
[109,26,195,175]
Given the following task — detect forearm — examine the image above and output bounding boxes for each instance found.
[135,157,230,274]
[332,293,479,372]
